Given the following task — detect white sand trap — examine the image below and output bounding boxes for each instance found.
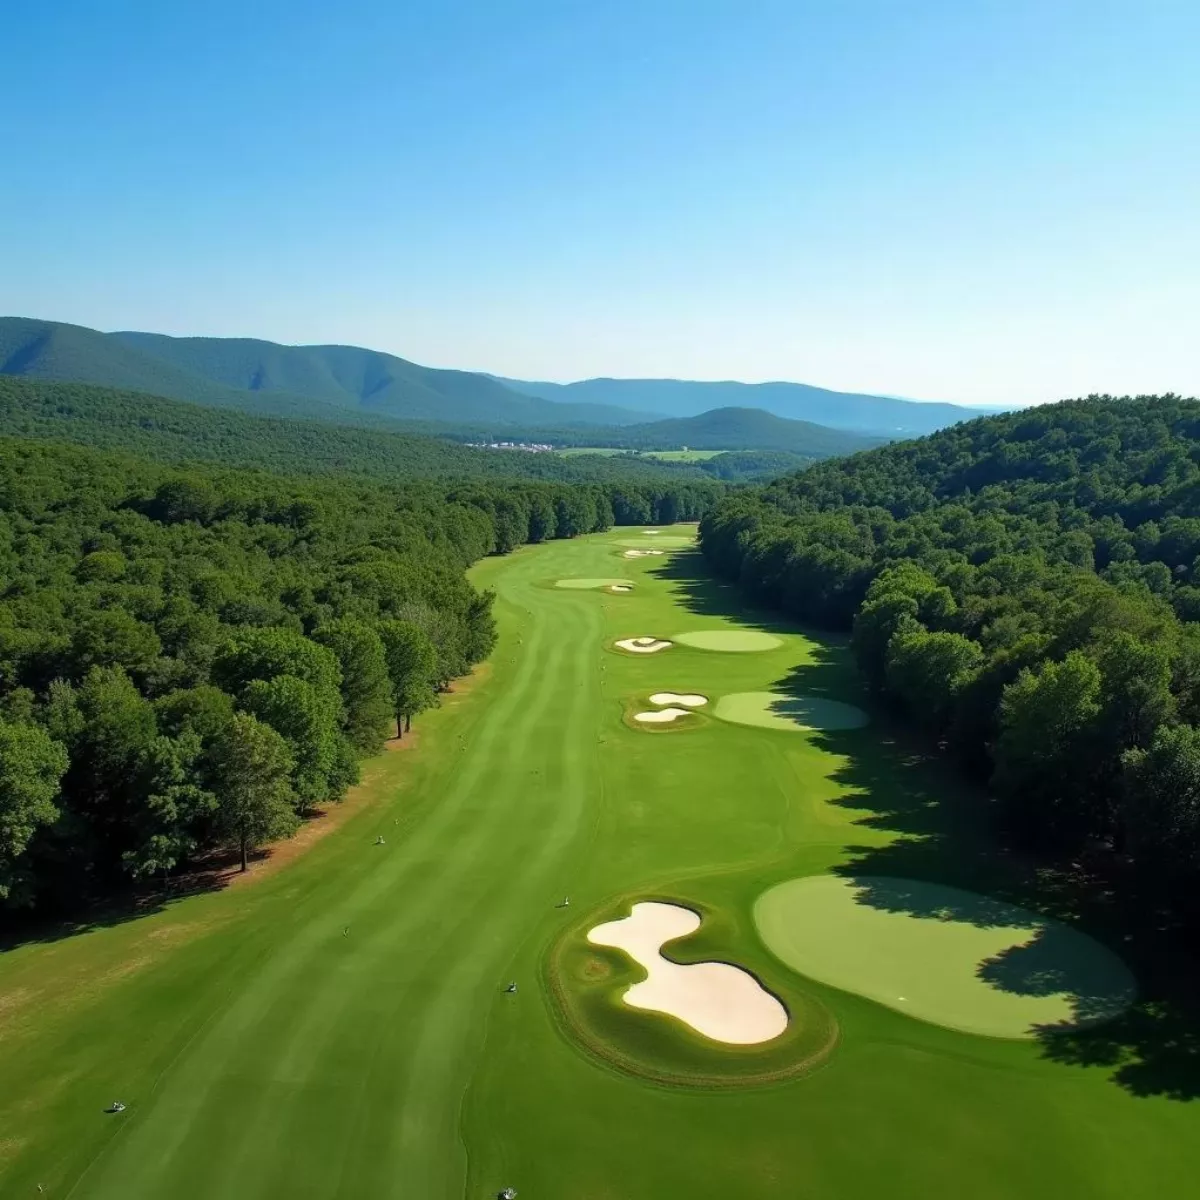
[649,692,707,707]
[616,637,672,654]
[610,585,632,593]
[622,549,667,559]
[644,530,660,535]
[588,902,788,1045]
[635,707,693,723]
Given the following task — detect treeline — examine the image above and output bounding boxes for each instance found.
[701,395,1200,922]
[0,437,710,913]
[0,376,729,491]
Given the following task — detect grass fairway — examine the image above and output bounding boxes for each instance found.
[1,529,1197,1199]
[554,576,635,589]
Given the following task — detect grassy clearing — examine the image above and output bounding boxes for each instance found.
[1,528,1197,1199]
[553,448,724,461]
[643,449,724,462]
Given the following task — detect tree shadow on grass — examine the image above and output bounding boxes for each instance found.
[647,550,798,633]
[0,840,281,954]
[769,651,1200,1101]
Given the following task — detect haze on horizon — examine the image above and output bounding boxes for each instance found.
[1,0,1197,408]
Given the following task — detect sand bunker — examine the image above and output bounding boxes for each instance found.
[589,902,788,1045]
[674,630,783,652]
[644,530,660,535]
[635,707,694,724]
[714,692,868,732]
[648,692,707,707]
[615,637,672,654]
[755,875,1136,1039]
[610,585,632,593]
[556,578,635,590]
[622,549,666,559]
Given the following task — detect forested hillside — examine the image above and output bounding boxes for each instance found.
[0,376,728,495]
[0,318,645,427]
[540,406,881,455]
[0,437,709,913]
[702,395,1200,922]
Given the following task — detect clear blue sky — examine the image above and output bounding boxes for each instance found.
[2,0,1197,405]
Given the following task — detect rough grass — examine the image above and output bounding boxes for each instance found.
[1,526,1196,1200]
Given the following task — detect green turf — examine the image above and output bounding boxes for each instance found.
[554,577,635,589]
[674,629,783,652]
[754,875,1137,1038]
[643,449,723,462]
[553,448,722,462]
[1,527,1196,1199]
[714,691,869,731]
[617,535,695,548]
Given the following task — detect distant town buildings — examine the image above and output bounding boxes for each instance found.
[467,441,556,453]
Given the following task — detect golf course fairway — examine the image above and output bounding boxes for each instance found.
[1,528,1196,1199]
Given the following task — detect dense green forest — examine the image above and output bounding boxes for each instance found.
[0,375,871,482]
[0,435,713,913]
[0,376,733,492]
[701,395,1200,923]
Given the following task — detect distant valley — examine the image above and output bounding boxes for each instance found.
[1,319,985,454]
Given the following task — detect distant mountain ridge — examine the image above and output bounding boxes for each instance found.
[0,316,980,440]
[0,319,654,429]
[497,376,982,435]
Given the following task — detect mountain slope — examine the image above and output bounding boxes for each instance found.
[499,375,982,435]
[112,329,650,425]
[606,406,883,454]
[0,319,652,428]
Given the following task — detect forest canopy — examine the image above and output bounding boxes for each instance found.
[701,395,1200,923]
[0,434,714,912]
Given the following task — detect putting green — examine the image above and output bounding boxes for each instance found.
[714,692,868,732]
[555,577,635,590]
[673,630,782,652]
[754,875,1137,1039]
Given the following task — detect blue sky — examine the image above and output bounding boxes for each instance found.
[1,0,1197,405]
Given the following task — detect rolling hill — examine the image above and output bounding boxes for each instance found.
[595,406,883,454]
[498,375,983,435]
[0,318,652,428]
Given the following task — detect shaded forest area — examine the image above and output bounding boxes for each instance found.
[702,396,1200,928]
[0,435,713,914]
